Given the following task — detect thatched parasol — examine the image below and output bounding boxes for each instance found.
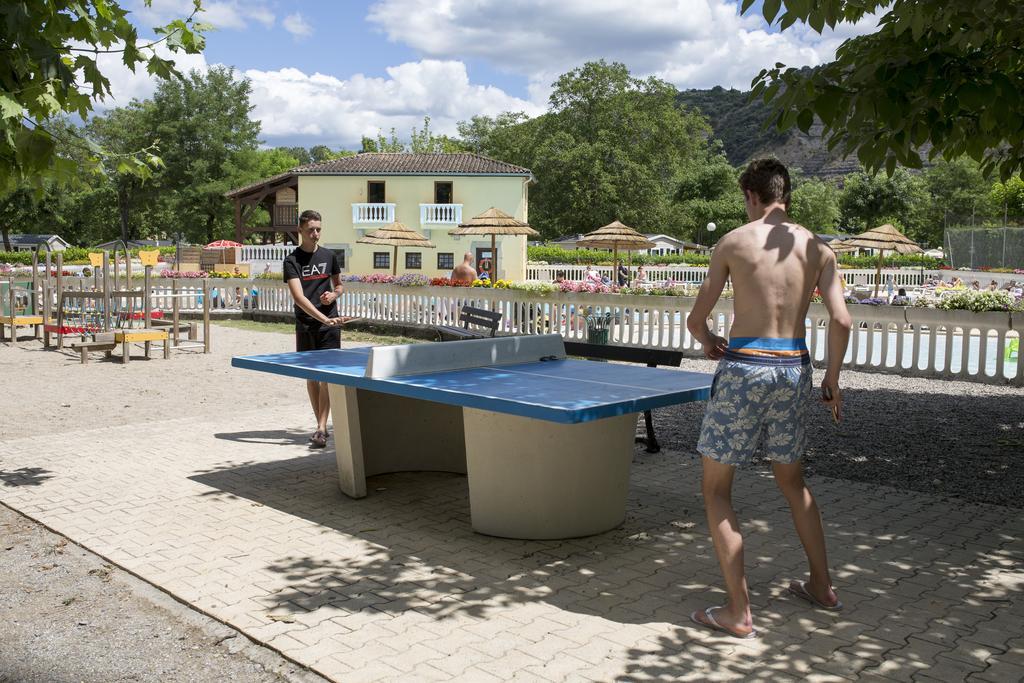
[574,221,655,283]
[449,207,539,280]
[357,222,434,275]
[840,224,923,296]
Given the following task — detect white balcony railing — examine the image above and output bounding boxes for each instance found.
[420,203,463,226]
[352,203,395,224]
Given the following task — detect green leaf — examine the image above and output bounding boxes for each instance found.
[797,108,814,133]
[740,0,757,14]
[762,0,782,25]
[0,93,22,119]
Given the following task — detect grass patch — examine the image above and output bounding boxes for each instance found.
[213,319,427,346]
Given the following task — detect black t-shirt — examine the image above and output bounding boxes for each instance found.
[283,246,341,324]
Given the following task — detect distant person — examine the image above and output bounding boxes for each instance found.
[283,209,345,450]
[686,159,851,639]
[451,252,477,284]
[885,274,895,301]
[971,280,981,290]
[617,262,629,286]
[584,264,602,284]
[891,287,911,306]
[988,280,999,291]
[262,263,271,276]
[635,265,647,284]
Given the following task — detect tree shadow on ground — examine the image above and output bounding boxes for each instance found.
[655,387,1024,508]
[0,467,54,487]
[190,450,1023,679]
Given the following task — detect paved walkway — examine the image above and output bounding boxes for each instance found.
[1,406,1022,681]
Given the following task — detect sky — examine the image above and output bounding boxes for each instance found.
[97,0,882,150]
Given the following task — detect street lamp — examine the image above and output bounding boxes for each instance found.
[706,222,717,252]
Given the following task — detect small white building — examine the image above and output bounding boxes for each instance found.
[5,234,70,252]
[642,234,706,255]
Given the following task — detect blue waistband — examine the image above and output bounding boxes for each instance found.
[729,337,808,351]
[723,350,811,366]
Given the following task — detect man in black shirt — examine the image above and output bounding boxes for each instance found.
[283,209,344,448]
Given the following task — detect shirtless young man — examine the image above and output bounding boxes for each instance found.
[686,159,853,639]
[451,252,477,284]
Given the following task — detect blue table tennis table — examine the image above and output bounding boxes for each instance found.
[233,334,711,539]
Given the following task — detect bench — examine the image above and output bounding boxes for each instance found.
[563,341,685,453]
[70,332,118,364]
[436,305,502,340]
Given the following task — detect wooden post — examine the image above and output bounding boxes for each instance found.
[7,277,16,346]
[202,278,211,353]
[392,245,398,276]
[490,234,497,281]
[55,252,64,348]
[172,279,180,348]
[144,265,152,328]
[102,250,111,332]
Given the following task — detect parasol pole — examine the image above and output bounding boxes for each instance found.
[392,245,398,276]
[613,244,619,285]
[490,233,497,281]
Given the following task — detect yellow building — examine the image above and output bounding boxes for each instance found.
[226,153,535,280]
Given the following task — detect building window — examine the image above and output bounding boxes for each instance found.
[367,181,386,203]
[405,252,422,269]
[437,252,454,270]
[434,181,453,204]
[331,249,346,269]
[373,252,390,269]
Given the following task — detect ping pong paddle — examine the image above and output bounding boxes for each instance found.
[822,386,840,424]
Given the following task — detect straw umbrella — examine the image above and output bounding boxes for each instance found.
[839,224,923,297]
[449,207,539,280]
[357,222,434,275]
[574,220,655,284]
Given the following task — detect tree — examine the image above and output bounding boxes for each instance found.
[361,117,466,154]
[789,178,841,233]
[989,176,1024,226]
[146,66,261,242]
[744,1,1024,179]
[839,168,928,240]
[467,61,713,238]
[0,0,207,193]
[675,157,747,243]
[918,158,996,244]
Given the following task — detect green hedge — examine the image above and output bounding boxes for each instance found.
[0,246,178,265]
[529,246,942,269]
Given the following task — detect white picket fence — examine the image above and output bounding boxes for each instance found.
[526,264,941,288]
[48,277,1023,385]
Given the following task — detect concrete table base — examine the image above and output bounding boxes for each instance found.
[329,384,636,539]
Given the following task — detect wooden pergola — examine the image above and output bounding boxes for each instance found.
[224,172,300,245]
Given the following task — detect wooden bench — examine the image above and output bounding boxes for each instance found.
[563,342,685,453]
[70,332,118,364]
[436,305,502,340]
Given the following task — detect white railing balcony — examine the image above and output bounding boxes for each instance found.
[420,203,463,226]
[352,203,396,224]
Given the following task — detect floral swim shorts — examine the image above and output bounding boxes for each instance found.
[697,337,814,466]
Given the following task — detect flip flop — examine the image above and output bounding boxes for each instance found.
[309,430,328,449]
[689,607,758,640]
[788,580,843,611]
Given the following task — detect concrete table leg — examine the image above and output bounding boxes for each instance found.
[329,386,466,499]
[463,409,636,539]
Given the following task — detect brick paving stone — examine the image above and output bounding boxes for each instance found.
[3,401,1024,682]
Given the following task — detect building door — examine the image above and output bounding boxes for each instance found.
[476,247,496,277]
[367,181,385,203]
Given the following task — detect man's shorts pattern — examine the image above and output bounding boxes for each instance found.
[697,338,813,466]
[295,320,341,352]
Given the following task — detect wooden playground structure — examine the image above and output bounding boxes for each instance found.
[2,242,211,363]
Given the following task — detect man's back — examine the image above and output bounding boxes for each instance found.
[720,214,830,339]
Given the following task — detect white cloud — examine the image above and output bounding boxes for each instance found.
[282,13,313,37]
[88,40,210,107]
[367,0,881,101]
[245,60,544,146]
[91,47,541,148]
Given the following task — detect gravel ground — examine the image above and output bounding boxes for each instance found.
[0,504,328,683]
[655,357,1024,508]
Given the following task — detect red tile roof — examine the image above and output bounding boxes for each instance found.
[293,152,531,176]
